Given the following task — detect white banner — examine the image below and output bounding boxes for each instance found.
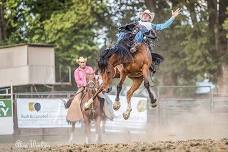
[17,98,76,128]
[16,96,147,130]
[0,99,14,135]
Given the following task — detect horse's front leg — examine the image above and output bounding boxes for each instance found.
[142,64,157,107]
[113,71,127,111]
[95,116,102,144]
[84,117,91,144]
[123,77,143,120]
[101,119,106,134]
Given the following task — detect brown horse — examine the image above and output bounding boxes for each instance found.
[69,73,105,144]
[85,31,157,120]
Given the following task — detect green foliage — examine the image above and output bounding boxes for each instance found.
[0,0,227,86]
[223,7,228,38]
[0,0,110,67]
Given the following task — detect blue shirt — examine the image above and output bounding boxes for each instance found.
[151,17,175,30]
[117,17,175,43]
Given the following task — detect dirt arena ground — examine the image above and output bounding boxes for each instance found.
[0,138,228,152]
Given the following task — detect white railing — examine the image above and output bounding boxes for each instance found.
[0,83,13,100]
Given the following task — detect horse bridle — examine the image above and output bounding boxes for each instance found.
[86,80,96,88]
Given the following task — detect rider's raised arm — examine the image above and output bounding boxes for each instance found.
[151,8,181,31]
[151,17,174,31]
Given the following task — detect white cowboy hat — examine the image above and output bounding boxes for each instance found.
[139,9,155,22]
[76,56,87,63]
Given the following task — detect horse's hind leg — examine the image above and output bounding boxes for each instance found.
[123,77,143,120]
[113,71,127,111]
[142,65,157,107]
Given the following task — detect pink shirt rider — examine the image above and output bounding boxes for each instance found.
[74,66,94,88]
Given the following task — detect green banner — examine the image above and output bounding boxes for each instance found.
[0,100,12,117]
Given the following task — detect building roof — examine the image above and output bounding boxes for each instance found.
[0,43,55,49]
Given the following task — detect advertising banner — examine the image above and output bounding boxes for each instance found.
[17,98,75,128]
[0,99,14,134]
[16,96,147,131]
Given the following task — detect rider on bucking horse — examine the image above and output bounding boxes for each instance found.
[116,8,181,73]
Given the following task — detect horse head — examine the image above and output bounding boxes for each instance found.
[84,72,99,97]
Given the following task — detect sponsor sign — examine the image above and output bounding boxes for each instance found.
[0,99,14,134]
[17,99,75,128]
[16,96,147,131]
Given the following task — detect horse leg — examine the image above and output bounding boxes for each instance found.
[69,123,75,143]
[123,77,143,120]
[101,119,106,134]
[84,117,91,144]
[95,116,102,144]
[113,71,127,111]
[142,65,157,107]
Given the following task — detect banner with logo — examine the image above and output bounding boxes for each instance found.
[16,98,76,128]
[0,99,14,134]
[16,96,147,130]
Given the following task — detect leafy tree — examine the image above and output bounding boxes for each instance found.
[1,0,228,93]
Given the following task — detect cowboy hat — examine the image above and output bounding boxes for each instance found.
[76,56,87,63]
[139,9,155,22]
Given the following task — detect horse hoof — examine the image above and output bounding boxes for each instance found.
[151,103,157,108]
[151,99,157,108]
[113,101,121,111]
[123,112,130,120]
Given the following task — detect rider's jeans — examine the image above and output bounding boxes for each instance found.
[117,27,149,43]
[134,26,148,43]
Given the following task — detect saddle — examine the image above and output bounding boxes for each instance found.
[118,22,138,33]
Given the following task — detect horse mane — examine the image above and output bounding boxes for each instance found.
[98,44,133,73]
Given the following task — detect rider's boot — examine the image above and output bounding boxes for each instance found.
[64,97,73,109]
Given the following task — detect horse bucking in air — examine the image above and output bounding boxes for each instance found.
[84,28,158,120]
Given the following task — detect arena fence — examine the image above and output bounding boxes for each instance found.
[0,85,217,138]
